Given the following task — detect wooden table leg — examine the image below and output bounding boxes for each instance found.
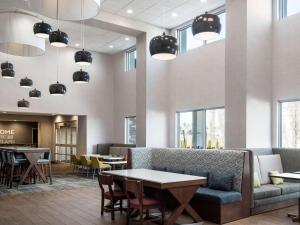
[165,185,202,225]
[19,152,47,186]
[287,198,300,223]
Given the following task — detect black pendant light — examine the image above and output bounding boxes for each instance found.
[17,99,30,108]
[33,21,52,39]
[192,12,221,41]
[74,0,92,66]
[29,88,41,98]
[1,61,15,79]
[73,69,90,83]
[75,49,92,65]
[49,0,69,47]
[49,81,67,95]
[149,32,178,60]
[20,77,33,88]
[1,61,13,70]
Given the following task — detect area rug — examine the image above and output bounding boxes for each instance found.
[0,174,97,196]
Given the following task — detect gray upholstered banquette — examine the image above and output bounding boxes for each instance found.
[128,148,251,224]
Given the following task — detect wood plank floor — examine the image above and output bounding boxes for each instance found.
[0,186,297,225]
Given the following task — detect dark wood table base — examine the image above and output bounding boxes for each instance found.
[166,185,203,225]
[287,198,300,223]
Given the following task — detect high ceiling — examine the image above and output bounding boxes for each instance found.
[100,0,225,29]
[0,0,224,54]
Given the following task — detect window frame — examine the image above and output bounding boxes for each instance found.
[278,0,300,19]
[125,116,136,144]
[278,99,300,147]
[176,6,226,54]
[176,106,225,149]
[125,47,136,72]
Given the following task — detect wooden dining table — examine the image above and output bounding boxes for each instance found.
[104,168,207,225]
[270,172,300,223]
[0,147,52,187]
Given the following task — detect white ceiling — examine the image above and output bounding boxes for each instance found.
[0,0,224,55]
[100,0,225,29]
[58,21,136,54]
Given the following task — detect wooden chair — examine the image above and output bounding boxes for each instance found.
[125,179,165,225]
[98,173,126,220]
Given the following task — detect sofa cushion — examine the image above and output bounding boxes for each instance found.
[254,192,299,207]
[253,156,262,184]
[277,182,300,195]
[258,155,283,185]
[253,184,281,200]
[188,170,209,178]
[269,171,284,185]
[209,174,234,191]
[253,172,261,188]
[195,187,242,204]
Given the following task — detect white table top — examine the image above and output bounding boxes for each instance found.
[105,161,127,165]
[270,173,300,181]
[104,169,206,188]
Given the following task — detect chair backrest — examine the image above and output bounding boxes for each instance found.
[1,151,7,163]
[80,155,89,166]
[70,154,78,164]
[98,173,113,194]
[6,151,14,165]
[125,179,143,204]
[91,156,100,168]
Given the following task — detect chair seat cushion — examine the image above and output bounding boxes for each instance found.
[277,182,300,195]
[37,159,50,164]
[130,197,161,207]
[100,163,111,170]
[195,187,242,204]
[253,184,281,200]
[15,158,28,164]
[104,190,126,199]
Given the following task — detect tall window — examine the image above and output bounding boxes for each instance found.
[279,100,300,148]
[177,11,226,54]
[279,0,300,18]
[125,116,136,144]
[177,108,225,149]
[125,48,136,72]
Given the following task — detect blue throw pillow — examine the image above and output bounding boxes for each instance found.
[208,174,234,191]
[189,170,209,178]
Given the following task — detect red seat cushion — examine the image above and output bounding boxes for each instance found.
[104,190,126,199]
[130,197,161,207]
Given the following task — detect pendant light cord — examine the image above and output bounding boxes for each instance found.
[81,0,85,49]
[56,48,59,82]
[56,0,59,28]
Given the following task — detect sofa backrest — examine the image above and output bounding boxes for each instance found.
[273,148,300,173]
[109,146,130,156]
[129,147,247,192]
[97,143,135,155]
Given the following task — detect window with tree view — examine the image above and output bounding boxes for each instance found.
[177,108,225,149]
[125,116,136,144]
[280,101,300,148]
[279,0,300,18]
[125,48,136,72]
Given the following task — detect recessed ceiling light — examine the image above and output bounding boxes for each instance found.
[172,12,178,17]
[125,37,130,41]
[109,45,114,48]
[200,0,207,2]
[75,43,80,47]
[127,9,133,14]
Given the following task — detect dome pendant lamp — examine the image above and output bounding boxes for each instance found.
[20,77,33,88]
[29,88,42,98]
[50,49,67,96]
[49,0,69,47]
[33,21,52,39]
[49,81,67,95]
[192,12,221,41]
[1,61,15,79]
[73,69,90,83]
[17,99,30,108]
[74,0,93,66]
[149,32,178,61]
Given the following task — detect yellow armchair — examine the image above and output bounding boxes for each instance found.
[91,156,111,179]
[70,154,81,173]
[80,155,92,177]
